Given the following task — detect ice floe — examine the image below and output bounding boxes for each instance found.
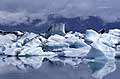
[0,26,119,60]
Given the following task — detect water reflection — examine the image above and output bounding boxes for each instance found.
[0,56,117,79]
[88,60,116,79]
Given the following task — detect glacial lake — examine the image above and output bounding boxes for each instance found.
[0,56,119,79]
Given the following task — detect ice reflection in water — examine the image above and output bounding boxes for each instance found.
[0,55,117,79]
[88,60,116,79]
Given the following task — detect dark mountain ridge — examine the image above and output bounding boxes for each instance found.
[0,15,120,34]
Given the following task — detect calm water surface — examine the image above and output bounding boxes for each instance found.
[0,56,119,79]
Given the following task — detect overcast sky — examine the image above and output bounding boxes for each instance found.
[0,0,120,22]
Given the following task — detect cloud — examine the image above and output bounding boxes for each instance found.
[0,0,120,22]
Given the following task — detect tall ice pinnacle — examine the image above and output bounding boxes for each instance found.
[46,23,65,38]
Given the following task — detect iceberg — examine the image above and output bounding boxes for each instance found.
[2,46,22,56]
[87,46,115,60]
[43,41,69,52]
[0,34,17,46]
[14,32,39,47]
[85,29,120,59]
[99,33,120,47]
[85,29,120,47]
[24,37,42,47]
[18,47,57,57]
[46,23,65,38]
[109,29,120,37]
[43,33,91,57]
[48,34,65,42]
[85,29,100,42]
[64,36,87,48]
[0,27,119,60]
[19,47,43,56]
[87,40,116,60]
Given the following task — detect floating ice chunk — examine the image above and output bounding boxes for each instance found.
[19,47,57,57]
[65,31,84,39]
[2,46,22,55]
[74,32,84,38]
[24,37,42,47]
[0,34,17,45]
[48,34,65,42]
[43,41,69,51]
[88,60,116,79]
[65,36,87,48]
[19,47,43,56]
[85,29,100,42]
[65,32,76,38]
[46,23,65,38]
[85,29,119,46]
[99,33,120,47]
[85,29,119,59]
[109,29,120,37]
[44,32,88,52]
[4,34,17,41]
[14,32,39,47]
[87,41,115,60]
[23,32,38,39]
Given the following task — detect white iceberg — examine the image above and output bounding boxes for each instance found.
[99,33,120,47]
[14,32,38,47]
[48,34,65,42]
[109,29,120,37]
[46,23,65,38]
[85,29,120,47]
[19,47,57,57]
[0,34,17,46]
[1,46,22,56]
[85,29,100,42]
[0,28,119,59]
[85,29,120,59]
[43,41,69,52]
[87,41,115,60]
[64,36,87,48]
[24,37,42,47]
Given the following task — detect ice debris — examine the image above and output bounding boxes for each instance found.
[0,28,119,60]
